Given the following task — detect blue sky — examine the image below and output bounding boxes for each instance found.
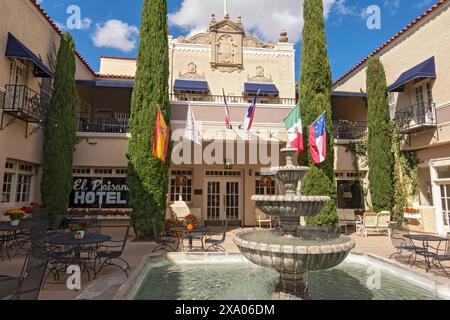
[38,0,437,81]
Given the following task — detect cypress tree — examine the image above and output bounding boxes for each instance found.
[41,33,77,217]
[298,0,338,228]
[366,57,394,212]
[127,0,170,237]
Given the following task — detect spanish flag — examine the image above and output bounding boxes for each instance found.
[152,106,170,163]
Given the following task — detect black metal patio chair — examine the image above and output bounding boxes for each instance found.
[431,233,450,277]
[204,220,228,252]
[95,225,131,278]
[389,225,417,261]
[152,218,178,253]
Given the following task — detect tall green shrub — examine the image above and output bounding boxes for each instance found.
[298,0,338,229]
[41,32,77,217]
[366,57,394,212]
[127,0,171,237]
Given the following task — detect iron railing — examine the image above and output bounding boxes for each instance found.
[76,112,130,133]
[169,93,296,105]
[332,121,368,140]
[0,88,5,109]
[2,84,50,121]
[395,102,436,133]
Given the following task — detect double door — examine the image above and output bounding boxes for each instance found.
[204,178,242,221]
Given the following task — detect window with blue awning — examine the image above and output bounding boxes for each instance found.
[244,83,279,96]
[5,33,54,78]
[388,57,436,92]
[173,79,209,93]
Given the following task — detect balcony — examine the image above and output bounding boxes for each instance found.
[77,112,130,134]
[170,93,296,105]
[332,120,368,140]
[395,102,437,134]
[1,84,49,124]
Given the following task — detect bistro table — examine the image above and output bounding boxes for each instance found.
[169,227,208,251]
[0,221,33,260]
[404,234,448,272]
[48,233,111,280]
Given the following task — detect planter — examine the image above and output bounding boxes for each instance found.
[74,231,86,240]
[10,220,20,226]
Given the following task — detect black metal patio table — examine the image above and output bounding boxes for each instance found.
[0,221,33,260]
[404,234,448,272]
[169,227,208,251]
[48,233,111,280]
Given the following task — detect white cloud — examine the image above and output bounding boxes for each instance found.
[92,19,139,52]
[169,0,353,43]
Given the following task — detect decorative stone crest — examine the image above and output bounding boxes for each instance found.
[178,62,205,80]
[176,33,211,45]
[248,66,272,83]
[210,16,244,73]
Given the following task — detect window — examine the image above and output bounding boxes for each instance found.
[337,180,364,209]
[255,173,276,195]
[1,173,13,203]
[16,175,31,203]
[1,160,35,205]
[94,168,113,175]
[169,170,193,203]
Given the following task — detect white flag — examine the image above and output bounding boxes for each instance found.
[184,104,202,146]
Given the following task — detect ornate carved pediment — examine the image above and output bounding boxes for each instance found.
[248,66,272,83]
[210,16,244,73]
[243,36,275,49]
[177,33,211,45]
[178,63,205,80]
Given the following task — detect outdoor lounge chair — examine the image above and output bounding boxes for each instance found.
[356,211,391,237]
[152,218,179,253]
[95,225,131,278]
[204,220,228,252]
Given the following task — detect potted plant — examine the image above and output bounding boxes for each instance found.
[185,214,198,232]
[69,221,89,240]
[7,209,25,226]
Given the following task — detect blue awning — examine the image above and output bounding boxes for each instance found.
[76,80,134,88]
[244,83,279,96]
[173,79,208,93]
[332,91,367,98]
[388,57,436,92]
[5,33,54,78]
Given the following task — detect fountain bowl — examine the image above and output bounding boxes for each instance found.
[234,229,355,275]
[252,195,330,218]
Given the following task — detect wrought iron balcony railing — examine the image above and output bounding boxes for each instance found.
[76,112,130,133]
[2,84,50,123]
[395,102,436,134]
[169,93,297,105]
[332,121,368,140]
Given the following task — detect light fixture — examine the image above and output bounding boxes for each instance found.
[224,158,233,170]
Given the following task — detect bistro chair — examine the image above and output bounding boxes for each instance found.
[152,218,179,253]
[204,220,228,252]
[95,225,131,278]
[431,232,450,277]
[389,223,417,262]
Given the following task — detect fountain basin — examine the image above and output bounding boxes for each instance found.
[252,195,330,218]
[271,166,309,191]
[234,230,355,275]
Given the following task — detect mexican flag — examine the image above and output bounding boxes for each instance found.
[284,105,304,153]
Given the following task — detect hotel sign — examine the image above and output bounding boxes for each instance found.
[69,177,130,209]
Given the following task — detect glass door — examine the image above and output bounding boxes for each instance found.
[439,184,450,233]
[205,179,242,221]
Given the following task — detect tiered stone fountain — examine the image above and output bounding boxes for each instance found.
[234,147,355,299]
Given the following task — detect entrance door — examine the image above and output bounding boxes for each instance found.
[205,178,242,222]
[438,183,450,234]
[8,60,26,110]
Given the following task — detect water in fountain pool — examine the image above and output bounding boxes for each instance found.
[133,259,440,300]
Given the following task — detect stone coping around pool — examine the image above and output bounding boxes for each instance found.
[114,251,450,300]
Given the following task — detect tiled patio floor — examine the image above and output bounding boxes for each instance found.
[1,228,449,300]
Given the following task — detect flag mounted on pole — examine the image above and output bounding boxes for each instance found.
[284,104,304,154]
[309,112,327,165]
[184,102,202,146]
[223,89,231,130]
[243,90,260,132]
[152,106,170,163]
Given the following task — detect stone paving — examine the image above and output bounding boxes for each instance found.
[1,227,449,300]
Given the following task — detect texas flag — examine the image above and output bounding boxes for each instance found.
[243,90,260,132]
[309,113,327,165]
